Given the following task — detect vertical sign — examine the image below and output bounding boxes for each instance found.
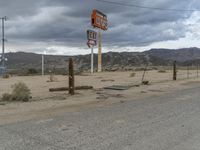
[87,30,97,74]
[91,10,108,72]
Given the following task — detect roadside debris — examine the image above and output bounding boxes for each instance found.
[104,85,130,90]
[96,91,125,100]
[101,79,115,82]
[49,86,93,92]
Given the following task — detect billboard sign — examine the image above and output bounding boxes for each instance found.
[91,9,108,31]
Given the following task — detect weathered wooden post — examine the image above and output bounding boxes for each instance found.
[187,66,189,79]
[69,58,75,95]
[173,61,177,80]
[141,63,148,84]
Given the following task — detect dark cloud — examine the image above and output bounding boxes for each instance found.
[1,0,200,53]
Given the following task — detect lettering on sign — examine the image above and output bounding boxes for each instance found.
[87,30,97,48]
[87,30,97,41]
[91,10,108,31]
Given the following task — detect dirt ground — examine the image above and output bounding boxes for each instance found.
[0,70,199,125]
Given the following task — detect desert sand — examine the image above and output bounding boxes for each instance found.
[0,70,199,125]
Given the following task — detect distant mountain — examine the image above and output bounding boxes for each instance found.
[145,47,200,62]
[3,47,200,74]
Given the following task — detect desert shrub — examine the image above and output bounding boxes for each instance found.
[47,74,58,82]
[50,74,54,82]
[27,68,38,74]
[142,80,150,85]
[158,70,166,73]
[1,82,31,102]
[2,74,10,78]
[1,93,12,101]
[11,82,31,102]
[130,72,136,77]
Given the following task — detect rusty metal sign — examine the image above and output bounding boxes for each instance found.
[91,9,108,31]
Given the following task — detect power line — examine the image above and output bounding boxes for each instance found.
[96,0,200,12]
[0,16,7,68]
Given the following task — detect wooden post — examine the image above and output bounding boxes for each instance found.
[197,64,199,78]
[98,30,102,72]
[141,64,148,83]
[69,58,75,95]
[187,66,189,79]
[173,61,177,80]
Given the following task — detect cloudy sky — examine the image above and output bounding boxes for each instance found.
[1,0,200,55]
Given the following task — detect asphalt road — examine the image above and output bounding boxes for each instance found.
[1,86,200,150]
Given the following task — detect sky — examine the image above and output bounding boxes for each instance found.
[1,0,200,55]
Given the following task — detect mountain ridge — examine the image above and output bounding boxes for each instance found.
[3,47,200,73]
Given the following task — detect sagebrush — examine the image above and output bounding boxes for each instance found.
[158,70,167,73]
[1,82,31,102]
[130,72,136,77]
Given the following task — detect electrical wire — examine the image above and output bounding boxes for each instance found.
[96,0,200,12]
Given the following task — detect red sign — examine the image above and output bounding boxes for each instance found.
[91,9,108,31]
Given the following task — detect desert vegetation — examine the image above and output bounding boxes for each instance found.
[1,82,31,102]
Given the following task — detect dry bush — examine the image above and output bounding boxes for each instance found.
[27,68,38,75]
[142,81,150,85]
[130,72,136,77]
[1,93,12,101]
[11,82,31,102]
[47,74,58,82]
[158,70,167,73]
[2,74,10,79]
[1,82,31,102]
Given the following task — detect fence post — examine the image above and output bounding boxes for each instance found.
[69,58,75,95]
[197,64,199,78]
[141,63,148,84]
[173,61,177,80]
[187,66,189,79]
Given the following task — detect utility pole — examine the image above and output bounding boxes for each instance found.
[1,16,7,68]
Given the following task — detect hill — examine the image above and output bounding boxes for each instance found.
[3,47,200,74]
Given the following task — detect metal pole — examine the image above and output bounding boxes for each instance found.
[98,29,102,72]
[91,46,94,74]
[42,54,44,76]
[2,17,5,67]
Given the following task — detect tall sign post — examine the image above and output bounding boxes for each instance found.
[42,51,46,76]
[91,10,107,72]
[0,16,7,68]
[87,30,97,74]
[98,30,102,72]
